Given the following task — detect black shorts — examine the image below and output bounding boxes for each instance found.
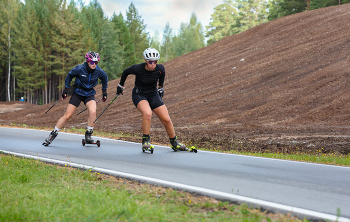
[132,87,164,110]
[69,93,95,107]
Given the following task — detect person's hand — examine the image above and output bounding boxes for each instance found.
[102,90,107,102]
[117,84,125,95]
[62,87,68,99]
[158,88,164,98]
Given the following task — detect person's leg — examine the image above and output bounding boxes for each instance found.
[86,100,97,127]
[55,104,77,129]
[43,104,77,145]
[136,100,153,148]
[152,105,175,138]
[84,99,96,143]
[137,100,153,135]
[153,105,187,151]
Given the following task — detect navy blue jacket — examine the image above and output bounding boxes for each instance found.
[65,62,108,97]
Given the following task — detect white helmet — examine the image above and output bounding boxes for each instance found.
[143,48,160,60]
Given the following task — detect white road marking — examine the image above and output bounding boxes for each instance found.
[1,149,349,222]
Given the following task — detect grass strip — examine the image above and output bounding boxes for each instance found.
[0,154,303,222]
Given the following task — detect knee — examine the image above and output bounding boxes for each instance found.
[62,113,72,121]
[143,111,152,121]
[89,110,96,117]
[162,117,172,126]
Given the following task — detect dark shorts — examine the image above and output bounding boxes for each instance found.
[69,93,95,107]
[132,87,164,110]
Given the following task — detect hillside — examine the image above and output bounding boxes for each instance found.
[1,4,350,154]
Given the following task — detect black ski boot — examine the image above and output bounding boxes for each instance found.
[43,130,58,146]
[85,129,94,144]
[170,136,188,151]
[142,135,154,154]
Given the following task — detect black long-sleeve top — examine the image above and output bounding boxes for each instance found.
[119,63,165,92]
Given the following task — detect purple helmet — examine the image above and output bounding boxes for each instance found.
[85,51,100,63]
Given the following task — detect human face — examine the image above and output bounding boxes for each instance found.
[145,60,157,70]
[88,60,98,69]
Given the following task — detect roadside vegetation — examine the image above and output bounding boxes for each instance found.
[0,153,304,221]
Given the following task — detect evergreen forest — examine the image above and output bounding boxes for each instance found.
[1,0,349,104]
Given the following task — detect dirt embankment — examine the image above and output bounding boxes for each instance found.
[1,4,350,155]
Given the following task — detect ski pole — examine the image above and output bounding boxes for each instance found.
[45,97,63,114]
[94,94,119,123]
[76,98,103,116]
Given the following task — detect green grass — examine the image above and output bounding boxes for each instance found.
[201,149,350,167]
[0,154,303,222]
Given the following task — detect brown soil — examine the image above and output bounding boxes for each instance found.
[1,4,350,155]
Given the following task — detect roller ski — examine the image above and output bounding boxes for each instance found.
[142,135,154,154]
[42,130,58,146]
[82,129,100,147]
[170,136,197,153]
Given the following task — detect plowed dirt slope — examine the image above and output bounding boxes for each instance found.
[1,4,350,154]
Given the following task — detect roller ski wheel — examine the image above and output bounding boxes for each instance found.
[189,146,198,153]
[82,139,100,147]
[142,145,154,154]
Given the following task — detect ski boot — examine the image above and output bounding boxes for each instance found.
[170,136,197,153]
[82,129,100,147]
[42,130,58,146]
[142,135,154,154]
[170,136,188,151]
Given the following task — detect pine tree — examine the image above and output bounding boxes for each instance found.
[51,0,83,102]
[150,30,161,51]
[99,19,124,80]
[79,0,104,53]
[111,13,135,69]
[160,22,175,62]
[236,0,268,33]
[0,0,20,101]
[13,0,45,104]
[267,0,308,21]
[309,0,350,10]
[126,2,150,64]
[174,13,205,57]
[206,0,239,45]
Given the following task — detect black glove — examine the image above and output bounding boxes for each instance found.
[117,84,124,95]
[102,90,107,102]
[158,87,164,98]
[62,87,68,99]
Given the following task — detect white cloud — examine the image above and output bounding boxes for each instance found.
[94,0,223,40]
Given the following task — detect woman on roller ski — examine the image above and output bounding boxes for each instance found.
[43,51,108,146]
[116,48,187,153]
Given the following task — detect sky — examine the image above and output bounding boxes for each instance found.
[91,0,224,41]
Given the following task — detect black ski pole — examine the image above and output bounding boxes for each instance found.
[76,98,103,116]
[94,94,119,123]
[45,97,63,114]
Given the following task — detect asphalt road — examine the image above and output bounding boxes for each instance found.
[1,127,349,221]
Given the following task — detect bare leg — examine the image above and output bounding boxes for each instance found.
[137,100,153,135]
[44,104,77,145]
[152,105,175,138]
[55,104,77,129]
[86,100,97,127]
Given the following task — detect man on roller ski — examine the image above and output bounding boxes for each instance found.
[43,51,108,146]
[117,48,191,153]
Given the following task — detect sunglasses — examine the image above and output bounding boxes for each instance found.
[147,60,157,65]
[90,61,98,65]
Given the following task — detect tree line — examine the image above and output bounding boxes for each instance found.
[0,0,348,104]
